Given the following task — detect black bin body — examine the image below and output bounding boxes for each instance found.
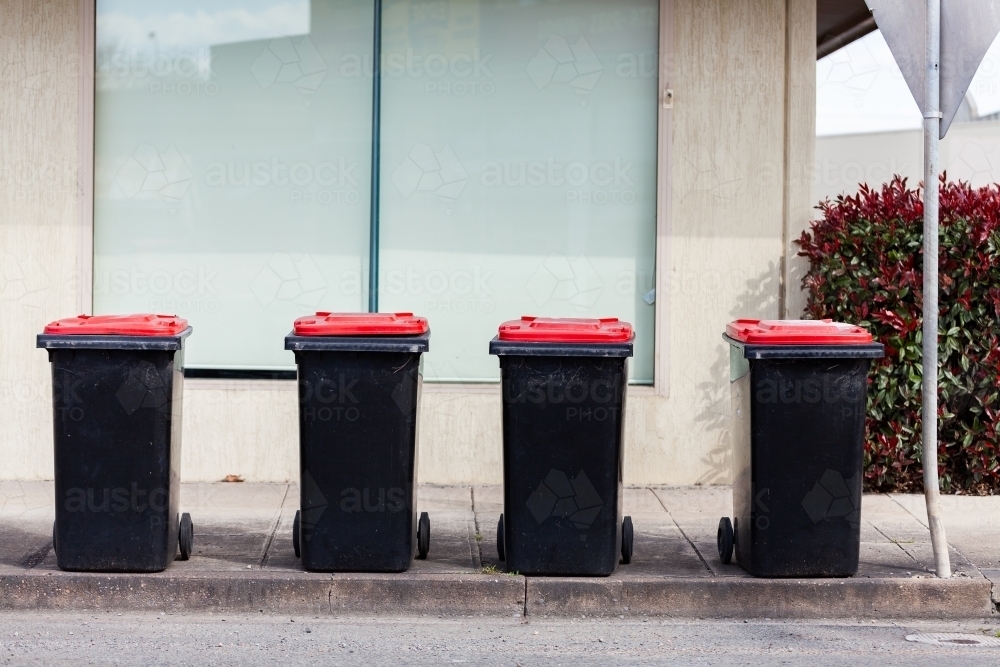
[491,337,632,576]
[285,331,428,572]
[37,329,190,572]
[727,336,883,577]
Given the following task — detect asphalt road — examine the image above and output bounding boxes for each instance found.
[1,612,999,666]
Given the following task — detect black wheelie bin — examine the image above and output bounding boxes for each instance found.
[718,319,884,577]
[285,312,431,572]
[490,316,634,576]
[37,314,193,572]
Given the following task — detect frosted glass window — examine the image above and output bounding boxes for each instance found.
[378,0,658,383]
[94,0,374,370]
[95,0,659,381]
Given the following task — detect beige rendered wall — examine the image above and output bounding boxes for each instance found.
[0,0,817,485]
[782,0,818,320]
[0,0,83,480]
[629,0,808,486]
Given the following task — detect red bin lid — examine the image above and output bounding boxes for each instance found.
[497,316,634,343]
[726,319,873,345]
[43,314,189,336]
[293,312,429,336]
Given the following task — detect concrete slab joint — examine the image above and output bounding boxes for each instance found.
[980,569,1000,609]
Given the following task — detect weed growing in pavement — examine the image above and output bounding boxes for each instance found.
[479,565,520,576]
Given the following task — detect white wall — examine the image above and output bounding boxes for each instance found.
[815,119,1000,208]
[1,0,817,485]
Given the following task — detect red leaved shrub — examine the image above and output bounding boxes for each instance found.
[797,176,1000,494]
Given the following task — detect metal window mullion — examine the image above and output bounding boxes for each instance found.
[368,0,382,313]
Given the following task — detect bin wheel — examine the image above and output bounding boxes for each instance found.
[293,510,301,558]
[417,512,430,559]
[178,513,193,561]
[621,516,634,564]
[717,517,734,564]
[52,521,57,557]
[497,514,505,562]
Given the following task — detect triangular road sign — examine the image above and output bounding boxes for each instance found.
[865,0,1000,137]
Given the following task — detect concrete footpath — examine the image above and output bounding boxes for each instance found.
[1,482,998,619]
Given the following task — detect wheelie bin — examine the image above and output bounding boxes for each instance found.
[717,319,884,577]
[37,314,193,572]
[285,312,431,572]
[489,316,634,576]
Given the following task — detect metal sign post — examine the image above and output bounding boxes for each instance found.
[921,0,950,580]
[865,0,1000,578]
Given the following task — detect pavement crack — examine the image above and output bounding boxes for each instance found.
[259,484,290,569]
[886,493,977,573]
[470,486,483,568]
[864,516,925,570]
[522,577,528,618]
[887,493,930,529]
[652,488,714,575]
